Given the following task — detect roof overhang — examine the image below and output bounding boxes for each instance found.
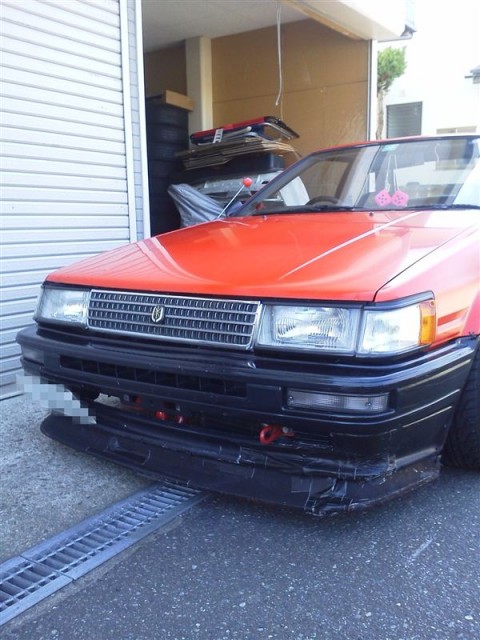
[142,0,408,52]
[281,0,407,40]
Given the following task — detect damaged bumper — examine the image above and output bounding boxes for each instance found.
[17,325,477,515]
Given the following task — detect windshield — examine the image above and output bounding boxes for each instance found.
[236,136,480,216]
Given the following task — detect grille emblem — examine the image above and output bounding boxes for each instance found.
[151,305,165,324]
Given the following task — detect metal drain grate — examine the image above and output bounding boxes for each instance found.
[0,481,205,626]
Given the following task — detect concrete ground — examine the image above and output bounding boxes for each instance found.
[0,395,149,562]
[1,395,480,640]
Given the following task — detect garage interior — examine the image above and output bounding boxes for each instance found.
[139,0,405,235]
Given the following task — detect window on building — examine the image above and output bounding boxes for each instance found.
[386,102,422,137]
[437,126,477,134]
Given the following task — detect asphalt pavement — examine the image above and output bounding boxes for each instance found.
[1,394,150,562]
[1,394,479,640]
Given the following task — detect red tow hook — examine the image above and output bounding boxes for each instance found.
[154,411,188,425]
[259,424,295,445]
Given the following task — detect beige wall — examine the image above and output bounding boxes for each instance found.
[212,20,370,155]
[144,45,187,96]
[143,20,370,154]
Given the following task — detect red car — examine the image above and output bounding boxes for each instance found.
[17,135,480,515]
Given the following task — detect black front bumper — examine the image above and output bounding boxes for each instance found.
[17,324,478,515]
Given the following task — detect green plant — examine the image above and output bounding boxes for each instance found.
[376,47,407,138]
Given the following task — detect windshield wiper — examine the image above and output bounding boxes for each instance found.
[440,203,479,210]
[251,205,370,215]
[403,204,480,211]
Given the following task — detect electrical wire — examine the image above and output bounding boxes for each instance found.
[275,1,284,118]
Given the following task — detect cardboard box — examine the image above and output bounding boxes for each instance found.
[161,90,194,112]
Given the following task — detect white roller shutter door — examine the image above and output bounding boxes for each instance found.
[0,0,145,397]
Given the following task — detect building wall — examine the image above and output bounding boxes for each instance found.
[382,0,480,135]
[0,0,145,397]
[125,0,150,239]
[144,45,187,97]
[212,20,370,156]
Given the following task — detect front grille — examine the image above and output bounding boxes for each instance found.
[88,290,260,348]
[60,356,247,397]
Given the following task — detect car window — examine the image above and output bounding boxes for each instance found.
[236,136,480,215]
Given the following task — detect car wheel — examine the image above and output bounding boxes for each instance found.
[442,346,480,470]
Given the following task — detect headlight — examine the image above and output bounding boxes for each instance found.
[256,306,361,353]
[358,300,436,355]
[35,286,90,326]
[256,299,436,355]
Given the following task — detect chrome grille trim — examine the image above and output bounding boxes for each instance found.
[87,290,261,349]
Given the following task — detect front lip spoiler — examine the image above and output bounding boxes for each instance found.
[17,325,479,515]
[40,407,440,516]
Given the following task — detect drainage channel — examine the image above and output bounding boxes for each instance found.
[0,481,206,627]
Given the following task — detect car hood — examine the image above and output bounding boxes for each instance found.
[48,210,476,302]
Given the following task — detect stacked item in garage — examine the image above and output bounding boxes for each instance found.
[169,116,300,226]
[181,116,299,169]
[145,93,191,235]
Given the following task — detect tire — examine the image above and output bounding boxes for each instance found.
[149,195,180,235]
[148,142,187,161]
[145,102,189,129]
[148,177,170,197]
[148,159,182,179]
[442,346,480,470]
[147,125,188,145]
